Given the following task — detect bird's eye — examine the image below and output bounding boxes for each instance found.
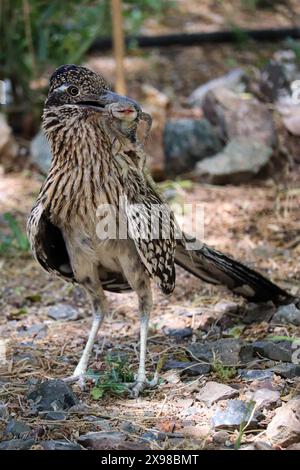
[67,85,79,96]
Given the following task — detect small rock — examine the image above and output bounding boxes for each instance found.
[258,61,288,103]
[214,301,239,315]
[181,424,211,440]
[213,430,231,444]
[252,340,292,362]
[163,327,193,339]
[30,130,52,175]
[120,421,139,434]
[188,69,245,107]
[272,303,300,326]
[188,338,243,365]
[27,379,77,411]
[163,119,222,175]
[212,400,257,430]
[239,369,274,381]
[44,411,67,421]
[78,431,130,450]
[0,439,36,450]
[78,431,125,447]
[266,398,300,447]
[272,363,300,379]
[250,388,280,410]
[41,440,83,450]
[254,441,273,450]
[240,441,273,450]
[141,431,166,442]
[14,352,39,366]
[196,137,272,184]
[5,419,31,438]
[162,360,211,376]
[17,323,48,339]
[239,444,256,450]
[47,303,79,321]
[83,416,112,431]
[196,381,238,406]
[242,302,276,324]
[0,402,9,418]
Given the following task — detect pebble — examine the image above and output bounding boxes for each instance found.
[196,381,238,406]
[27,379,77,412]
[266,398,300,447]
[238,369,274,381]
[47,303,79,321]
[272,303,300,326]
[162,359,211,376]
[212,400,257,430]
[5,419,31,438]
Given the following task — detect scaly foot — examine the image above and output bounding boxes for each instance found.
[63,373,88,390]
[63,363,91,390]
[126,372,159,398]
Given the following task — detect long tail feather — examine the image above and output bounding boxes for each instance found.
[175,234,291,303]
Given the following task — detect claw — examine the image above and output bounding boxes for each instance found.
[63,374,88,391]
[126,372,159,398]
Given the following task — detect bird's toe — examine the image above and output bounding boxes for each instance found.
[127,373,159,398]
[129,380,146,398]
[63,374,87,391]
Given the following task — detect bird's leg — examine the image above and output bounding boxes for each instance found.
[130,295,158,398]
[73,304,103,377]
[136,310,149,386]
[64,286,107,389]
[118,250,157,396]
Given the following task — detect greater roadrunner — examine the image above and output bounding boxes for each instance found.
[28,65,289,396]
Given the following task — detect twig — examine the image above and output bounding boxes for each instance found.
[22,0,37,78]
[111,0,126,94]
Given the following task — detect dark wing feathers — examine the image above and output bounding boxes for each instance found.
[36,212,74,279]
[31,209,132,293]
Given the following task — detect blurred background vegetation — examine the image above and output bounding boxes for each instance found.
[2,0,299,134]
[0,0,172,128]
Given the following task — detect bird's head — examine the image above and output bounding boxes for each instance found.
[43,64,141,129]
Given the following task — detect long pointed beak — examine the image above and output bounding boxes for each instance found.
[78,90,142,114]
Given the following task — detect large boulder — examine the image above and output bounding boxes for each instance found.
[140,84,170,179]
[281,106,300,137]
[202,87,277,147]
[196,137,272,184]
[187,69,245,107]
[163,118,222,175]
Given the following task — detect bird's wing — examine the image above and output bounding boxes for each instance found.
[27,202,74,281]
[125,184,176,294]
[27,202,132,293]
